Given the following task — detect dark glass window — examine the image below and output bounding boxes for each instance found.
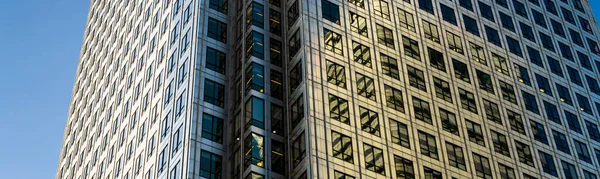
[535,74,552,96]
[532,10,547,28]
[562,161,578,179]
[331,131,353,163]
[394,155,415,178]
[359,106,380,136]
[446,142,466,170]
[364,143,385,175]
[408,65,427,91]
[453,59,470,83]
[473,153,493,179]
[440,4,457,25]
[202,113,223,143]
[539,151,558,176]
[547,56,563,77]
[246,31,264,59]
[429,48,445,72]
[434,77,452,103]
[531,120,548,144]
[463,15,480,36]
[385,85,405,113]
[586,121,600,142]
[326,60,346,88]
[520,22,535,42]
[476,70,494,94]
[522,91,539,114]
[544,101,561,124]
[413,97,432,124]
[204,79,225,107]
[466,120,485,146]
[491,130,510,157]
[200,150,222,179]
[376,24,395,49]
[245,97,265,129]
[499,12,515,31]
[322,0,340,24]
[440,108,459,136]
[206,47,226,74]
[356,73,376,101]
[515,141,534,166]
[553,130,570,154]
[479,1,494,21]
[574,140,591,163]
[419,0,434,14]
[556,84,573,105]
[209,0,228,14]
[207,18,227,43]
[485,26,501,47]
[329,94,349,124]
[352,41,371,67]
[390,119,410,148]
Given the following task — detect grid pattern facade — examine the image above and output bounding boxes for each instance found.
[58,0,600,179]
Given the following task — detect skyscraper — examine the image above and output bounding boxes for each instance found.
[58,0,600,178]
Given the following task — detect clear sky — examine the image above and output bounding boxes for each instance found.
[1,0,600,179]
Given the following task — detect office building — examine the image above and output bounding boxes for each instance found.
[58,0,600,178]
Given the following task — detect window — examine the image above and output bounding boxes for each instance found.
[453,59,470,83]
[515,141,534,166]
[385,85,404,112]
[202,113,223,143]
[206,47,226,74]
[376,25,395,49]
[515,64,531,85]
[553,130,570,154]
[270,10,281,36]
[422,21,440,43]
[324,29,343,55]
[207,18,226,43]
[245,63,264,93]
[373,0,390,19]
[483,100,501,124]
[547,56,563,77]
[466,120,485,146]
[200,150,222,179]
[418,131,438,159]
[440,108,459,136]
[586,121,600,142]
[463,15,480,36]
[433,77,452,103]
[271,71,283,100]
[459,88,477,113]
[485,26,501,47]
[390,119,410,148]
[419,0,434,14]
[507,110,525,135]
[353,41,371,67]
[349,12,367,37]
[246,31,264,59]
[408,65,426,91]
[551,19,565,37]
[412,97,432,124]
[440,4,457,25]
[356,73,376,101]
[398,9,415,32]
[332,131,353,163]
[394,156,415,179]
[447,32,463,54]
[271,140,285,174]
[559,43,573,61]
[271,104,284,135]
[470,42,486,64]
[403,36,420,60]
[209,0,228,14]
[348,0,364,8]
[577,94,592,114]
[244,133,264,167]
[247,2,264,29]
[329,94,349,124]
[584,170,597,179]
[522,91,539,114]
[535,74,552,96]
[491,130,510,157]
[359,106,380,136]
[531,120,548,144]
[574,140,591,163]
[424,167,442,179]
[245,97,264,129]
[291,132,306,167]
[334,171,354,179]
[565,111,581,133]
[204,80,225,107]
[289,63,302,94]
[473,153,493,179]
[520,23,535,42]
[479,1,494,21]
[322,0,339,24]
[513,0,526,17]
[477,70,494,94]
[562,161,578,179]
[288,30,300,58]
[291,95,304,129]
[544,101,561,124]
[499,81,516,104]
[539,33,555,52]
[446,142,466,170]
[566,66,582,87]
[499,12,514,31]
[460,0,473,10]
[288,1,299,28]
[529,9,546,26]
[326,60,346,88]
[539,151,558,176]
[556,84,573,105]
[364,143,385,175]
[498,163,516,179]
[381,54,399,79]
[493,54,510,76]
[506,36,522,57]
[571,29,584,46]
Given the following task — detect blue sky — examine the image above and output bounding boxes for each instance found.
[1,0,600,179]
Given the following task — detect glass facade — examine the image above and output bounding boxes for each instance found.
[58,0,600,179]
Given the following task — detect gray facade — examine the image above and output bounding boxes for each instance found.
[58,0,600,179]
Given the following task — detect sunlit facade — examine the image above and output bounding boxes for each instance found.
[58,0,600,178]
